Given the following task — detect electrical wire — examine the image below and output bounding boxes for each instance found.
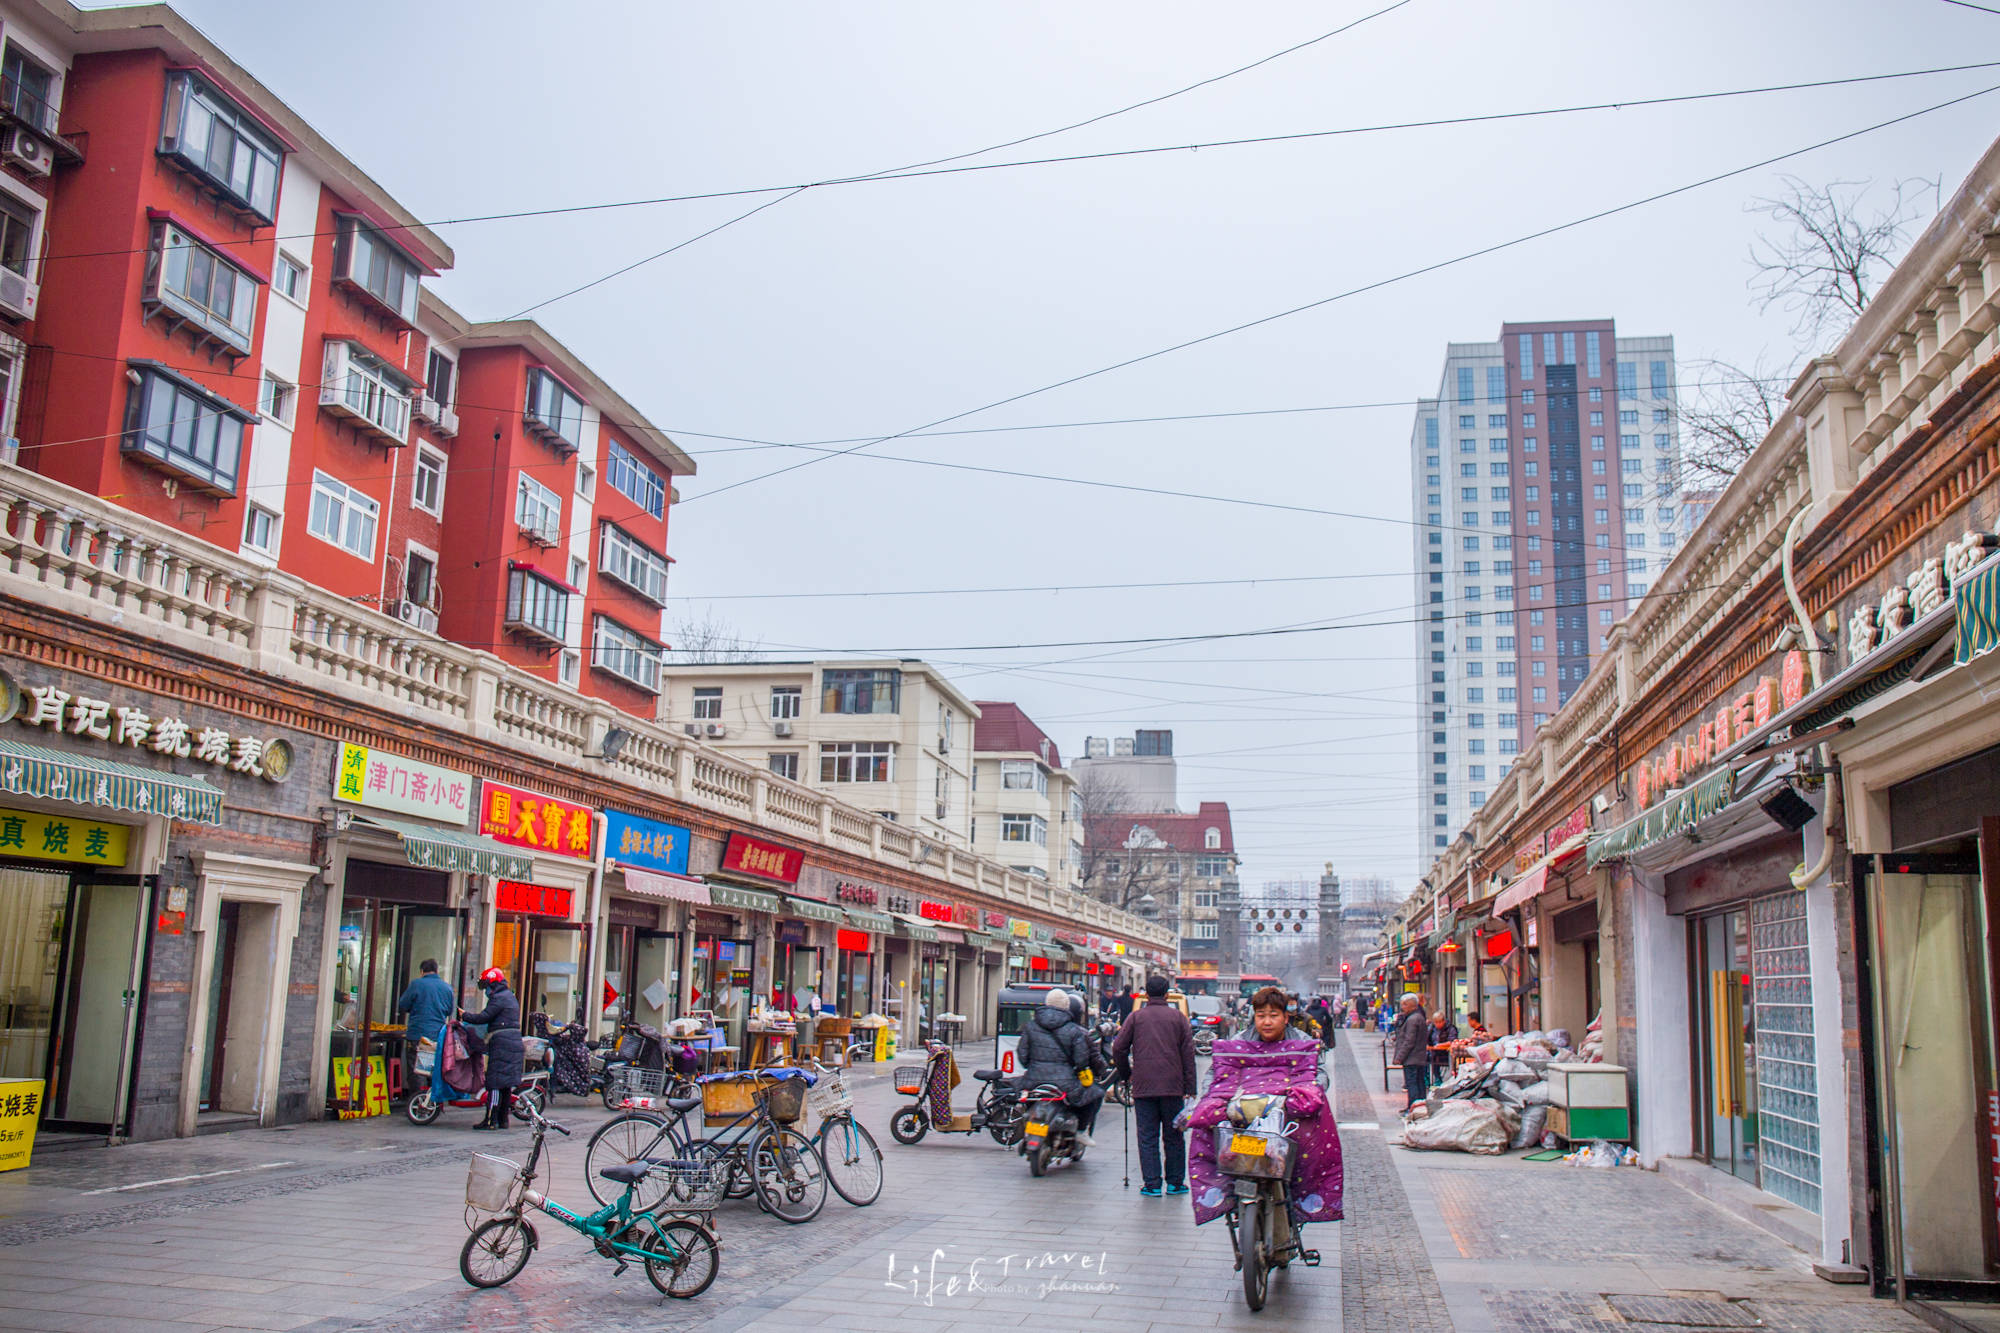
[689,80,2000,505]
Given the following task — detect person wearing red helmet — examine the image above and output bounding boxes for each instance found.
[461,966,524,1131]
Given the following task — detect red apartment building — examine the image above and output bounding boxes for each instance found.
[0,0,691,718]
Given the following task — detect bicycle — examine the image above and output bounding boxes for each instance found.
[800,1057,882,1207]
[583,1069,827,1223]
[458,1099,719,1299]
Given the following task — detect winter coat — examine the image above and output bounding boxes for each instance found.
[1389,1004,1430,1066]
[1112,998,1197,1099]
[463,983,525,1090]
[1013,1006,1101,1109]
[396,973,455,1046]
[1187,1037,1342,1227]
[1426,1019,1459,1070]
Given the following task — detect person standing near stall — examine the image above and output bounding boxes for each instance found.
[1425,1008,1459,1082]
[462,967,523,1132]
[396,958,454,1049]
[1389,994,1430,1110]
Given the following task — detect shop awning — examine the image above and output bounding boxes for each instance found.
[615,864,710,905]
[1955,553,2000,665]
[351,813,532,878]
[1493,833,1588,915]
[707,884,780,914]
[888,911,939,942]
[842,908,894,932]
[1424,909,1458,951]
[1586,767,1738,869]
[934,927,965,943]
[0,737,225,826]
[783,895,845,924]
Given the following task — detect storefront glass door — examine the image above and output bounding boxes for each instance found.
[1697,908,1759,1184]
[632,931,672,1029]
[836,948,872,1017]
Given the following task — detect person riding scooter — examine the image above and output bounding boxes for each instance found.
[461,967,524,1132]
[1013,989,1101,1148]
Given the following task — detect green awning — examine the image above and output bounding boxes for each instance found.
[1586,767,1739,869]
[708,884,780,914]
[889,911,939,942]
[353,814,532,878]
[783,895,844,923]
[0,738,225,826]
[842,908,894,932]
[1955,555,2000,665]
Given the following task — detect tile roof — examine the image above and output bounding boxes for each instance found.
[971,701,1062,768]
[1085,801,1235,856]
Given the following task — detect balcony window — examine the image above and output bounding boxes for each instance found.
[145,222,258,355]
[592,614,663,693]
[319,340,413,444]
[820,740,892,783]
[597,520,669,605]
[605,437,665,518]
[159,72,281,222]
[821,667,900,714]
[524,367,586,455]
[1001,759,1048,794]
[504,566,569,645]
[121,363,248,495]
[1002,814,1048,845]
[0,195,34,279]
[332,214,419,322]
[515,473,562,545]
[305,470,379,558]
[0,45,56,136]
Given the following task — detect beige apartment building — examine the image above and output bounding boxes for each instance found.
[970,702,1083,888]
[664,660,979,845]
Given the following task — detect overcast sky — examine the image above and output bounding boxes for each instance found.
[135,0,2000,887]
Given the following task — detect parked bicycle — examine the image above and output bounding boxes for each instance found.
[583,1069,827,1222]
[457,1099,718,1299]
[800,1057,882,1207]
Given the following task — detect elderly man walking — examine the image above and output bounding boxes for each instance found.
[1388,994,1431,1110]
[1112,974,1198,1197]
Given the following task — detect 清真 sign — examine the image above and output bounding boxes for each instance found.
[605,810,689,875]
[479,781,594,859]
[335,743,472,824]
[719,832,803,884]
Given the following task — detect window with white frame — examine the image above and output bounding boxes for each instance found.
[503,566,568,643]
[146,223,258,354]
[692,687,721,719]
[1001,813,1048,845]
[411,444,445,515]
[0,193,35,281]
[524,367,586,454]
[515,472,562,542]
[158,71,281,220]
[771,686,801,719]
[0,334,28,439]
[1197,855,1229,877]
[403,545,437,610]
[1204,827,1221,850]
[820,741,892,783]
[332,214,419,322]
[1,44,58,134]
[576,463,595,499]
[597,520,669,604]
[322,340,412,439]
[768,753,799,781]
[306,470,378,558]
[1194,889,1217,908]
[593,615,664,692]
[273,251,307,305]
[241,502,279,556]
[1001,759,1046,793]
[605,437,665,518]
[260,373,295,426]
[559,650,579,686]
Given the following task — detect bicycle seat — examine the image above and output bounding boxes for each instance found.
[665,1095,702,1114]
[598,1161,653,1186]
[971,1069,1004,1082]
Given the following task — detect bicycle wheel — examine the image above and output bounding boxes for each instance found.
[460,1217,533,1288]
[750,1127,826,1223]
[583,1111,685,1208]
[638,1217,719,1299]
[818,1115,883,1207]
[1241,1200,1269,1311]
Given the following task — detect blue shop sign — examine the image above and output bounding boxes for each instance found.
[604,810,691,876]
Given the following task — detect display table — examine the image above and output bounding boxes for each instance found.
[1547,1062,1629,1143]
[745,1020,796,1069]
[853,1015,893,1063]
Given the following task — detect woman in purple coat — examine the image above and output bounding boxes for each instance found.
[1186,988,1343,1229]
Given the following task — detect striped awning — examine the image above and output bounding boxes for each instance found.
[0,738,225,826]
[888,911,939,942]
[707,884,780,914]
[1955,555,2000,665]
[784,895,845,924]
[1586,767,1739,869]
[843,908,895,932]
[352,814,532,879]
[615,865,710,905]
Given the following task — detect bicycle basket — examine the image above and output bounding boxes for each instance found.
[892,1065,926,1096]
[807,1069,853,1120]
[608,1066,667,1102]
[655,1158,729,1213]
[465,1153,521,1212]
[762,1077,808,1124]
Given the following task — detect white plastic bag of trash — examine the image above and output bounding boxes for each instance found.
[1395,1097,1518,1154]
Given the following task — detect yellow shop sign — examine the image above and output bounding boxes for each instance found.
[0,806,129,865]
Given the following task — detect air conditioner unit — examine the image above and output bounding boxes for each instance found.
[704,722,726,739]
[2,129,52,178]
[683,723,700,737]
[412,394,460,439]
[0,267,38,320]
[772,719,793,738]
[395,600,438,634]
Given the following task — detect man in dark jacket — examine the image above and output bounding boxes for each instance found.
[1113,974,1199,1196]
[1015,989,1101,1147]
[1388,994,1430,1110]
[462,967,524,1131]
[396,959,454,1048]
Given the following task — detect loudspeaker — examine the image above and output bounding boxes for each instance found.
[1758,785,1817,831]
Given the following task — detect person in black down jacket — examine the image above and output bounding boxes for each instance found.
[462,967,524,1131]
[1014,989,1102,1148]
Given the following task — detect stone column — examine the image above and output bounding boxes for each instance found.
[1216,872,1242,997]
[1316,863,1342,997]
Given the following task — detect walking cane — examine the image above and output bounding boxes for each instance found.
[1122,1090,1131,1189]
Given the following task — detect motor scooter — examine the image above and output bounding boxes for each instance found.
[1016,1083,1084,1177]
[406,1019,550,1125]
[888,1041,1022,1146]
[1215,1089,1320,1311]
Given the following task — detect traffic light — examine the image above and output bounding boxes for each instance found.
[1341,961,1350,974]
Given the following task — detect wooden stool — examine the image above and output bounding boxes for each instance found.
[814,1018,852,1067]
[700,1045,739,1075]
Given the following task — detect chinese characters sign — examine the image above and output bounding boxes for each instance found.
[17,683,291,782]
[719,832,803,884]
[335,743,472,825]
[1631,649,1808,807]
[917,900,954,923]
[605,810,688,875]
[495,879,575,918]
[0,1078,43,1171]
[835,881,879,907]
[479,782,594,860]
[0,806,128,866]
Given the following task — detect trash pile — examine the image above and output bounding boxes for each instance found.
[1562,1139,1639,1167]
[1391,1013,1606,1156]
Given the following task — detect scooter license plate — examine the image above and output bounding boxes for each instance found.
[1230,1134,1268,1157]
[1024,1121,1048,1137]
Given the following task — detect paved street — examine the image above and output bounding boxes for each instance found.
[0,1036,1931,1331]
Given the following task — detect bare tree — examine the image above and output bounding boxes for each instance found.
[1075,770,1175,920]
[665,606,763,664]
[1748,175,1935,343]
[1669,354,1793,489]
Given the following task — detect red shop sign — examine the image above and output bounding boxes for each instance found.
[479,781,595,859]
[836,928,871,953]
[496,880,574,919]
[917,900,954,922]
[951,903,978,927]
[720,832,804,884]
[1029,956,1049,970]
[1484,929,1516,959]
